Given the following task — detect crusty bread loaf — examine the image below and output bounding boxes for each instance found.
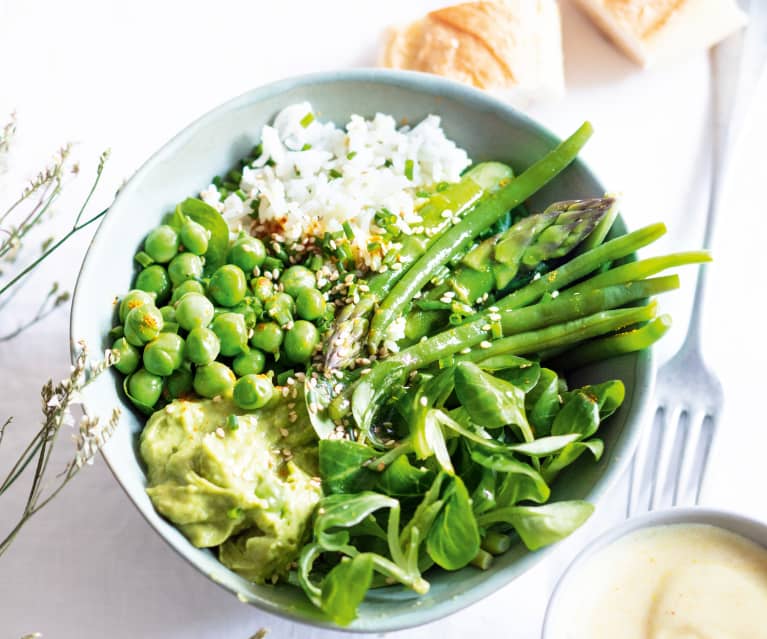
[382,0,565,104]
[572,0,748,67]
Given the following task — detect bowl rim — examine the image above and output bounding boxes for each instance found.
[70,67,654,632]
[541,506,767,638]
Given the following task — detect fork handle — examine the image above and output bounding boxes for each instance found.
[684,7,765,349]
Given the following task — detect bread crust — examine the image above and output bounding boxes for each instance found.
[382,0,564,96]
[573,0,748,67]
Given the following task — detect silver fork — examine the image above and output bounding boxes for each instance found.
[627,1,766,515]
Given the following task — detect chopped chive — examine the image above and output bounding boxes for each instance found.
[249,143,263,158]
[301,143,312,151]
[212,175,223,188]
[226,507,242,520]
[438,355,454,369]
[300,112,315,128]
[416,190,430,198]
[218,188,230,200]
[384,159,393,168]
[346,151,357,160]
[227,169,242,184]
[436,181,449,192]
[235,189,247,202]
[226,415,239,431]
[367,241,381,252]
[263,256,283,272]
[329,168,342,179]
[277,370,295,386]
[134,251,155,268]
[491,321,503,339]
[404,159,414,180]
[342,221,355,240]
[307,254,324,271]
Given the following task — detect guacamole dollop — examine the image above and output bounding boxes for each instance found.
[140,394,321,583]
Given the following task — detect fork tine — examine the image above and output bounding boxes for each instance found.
[649,405,684,511]
[694,413,717,504]
[672,409,705,506]
[627,406,662,517]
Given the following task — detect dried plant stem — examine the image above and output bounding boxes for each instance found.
[0,344,121,558]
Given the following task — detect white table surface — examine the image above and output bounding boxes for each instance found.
[1,1,766,637]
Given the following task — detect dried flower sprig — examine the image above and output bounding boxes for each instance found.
[0,341,121,557]
[0,112,16,175]
[0,113,112,341]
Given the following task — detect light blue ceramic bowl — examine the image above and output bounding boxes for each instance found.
[71,69,653,632]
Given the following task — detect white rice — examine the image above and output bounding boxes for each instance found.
[200,102,471,267]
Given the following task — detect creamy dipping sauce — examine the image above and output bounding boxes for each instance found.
[550,523,767,639]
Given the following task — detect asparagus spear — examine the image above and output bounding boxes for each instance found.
[323,161,514,371]
[544,315,672,371]
[407,197,617,340]
[366,122,595,354]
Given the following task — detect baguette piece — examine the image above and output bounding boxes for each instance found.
[382,0,565,105]
[573,0,748,67]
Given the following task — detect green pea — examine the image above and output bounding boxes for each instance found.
[119,290,155,323]
[185,327,220,365]
[251,276,274,302]
[159,305,176,322]
[170,279,205,304]
[283,320,319,364]
[208,264,247,307]
[193,362,236,398]
[124,305,163,346]
[165,367,193,399]
[112,337,140,375]
[211,312,248,357]
[128,368,163,407]
[168,252,204,287]
[233,374,273,410]
[175,292,215,331]
[233,349,266,377]
[279,265,315,297]
[250,322,283,353]
[142,333,185,377]
[180,219,210,256]
[135,265,171,303]
[228,299,262,328]
[228,237,266,273]
[265,292,294,326]
[144,225,180,263]
[295,288,326,321]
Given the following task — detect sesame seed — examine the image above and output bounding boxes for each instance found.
[215,427,225,438]
[482,324,492,331]
[419,396,428,407]
[279,427,289,437]
[480,341,492,349]
[289,412,298,423]
[460,347,472,354]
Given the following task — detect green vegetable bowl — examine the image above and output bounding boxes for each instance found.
[71,69,653,632]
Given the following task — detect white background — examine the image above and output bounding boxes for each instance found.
[1,1,766,637]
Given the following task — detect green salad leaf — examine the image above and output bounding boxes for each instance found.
[426,476,480,570]
[321,554,375,626]
[477,501,594,550]
[177,198,229,274]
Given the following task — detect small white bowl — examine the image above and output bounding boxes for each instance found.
[542,507,767,638]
